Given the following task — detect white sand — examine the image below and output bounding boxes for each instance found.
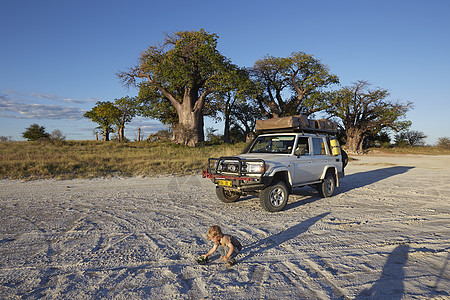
[0,154,449,299]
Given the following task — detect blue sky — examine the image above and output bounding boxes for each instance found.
[1,0,449,144]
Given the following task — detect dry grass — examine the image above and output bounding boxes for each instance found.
[0,140,246,180]
[2,141,449,180]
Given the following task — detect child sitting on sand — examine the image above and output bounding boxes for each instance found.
[201,225,242,266]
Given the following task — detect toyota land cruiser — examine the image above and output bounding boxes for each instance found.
[202,116,348,212]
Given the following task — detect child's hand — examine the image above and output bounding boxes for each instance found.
[222,256,229,262]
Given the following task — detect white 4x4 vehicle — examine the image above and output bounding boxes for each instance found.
[203,116,348,212]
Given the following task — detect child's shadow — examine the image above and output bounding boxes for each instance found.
[239,212,330,262]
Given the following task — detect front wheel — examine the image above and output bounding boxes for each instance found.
[318,172,336,198]
[216,187,241,203]
[259,180,289,212]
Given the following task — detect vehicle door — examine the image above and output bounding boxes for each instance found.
[292,137,317,184]
[310,137,331,180]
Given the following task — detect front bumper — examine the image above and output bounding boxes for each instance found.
[202,157,270,192]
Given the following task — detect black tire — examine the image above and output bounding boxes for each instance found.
[318,172,336,198]
[216,187,241,203]
[259,179,289,212]
[341,150,349,169]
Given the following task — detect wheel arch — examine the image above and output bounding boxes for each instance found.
[320,166,339,187]
[272,170,292,192]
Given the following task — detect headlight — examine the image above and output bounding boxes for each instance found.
[217,160,239,173]
[242,162,272,174]
[245,163,264,173]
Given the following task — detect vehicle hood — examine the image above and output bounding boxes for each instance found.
[236,153,293,166]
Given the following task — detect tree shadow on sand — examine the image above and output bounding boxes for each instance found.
[357,244,410,299]
[238,212,330,263]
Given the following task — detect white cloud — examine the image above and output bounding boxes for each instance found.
[30,92,97,104]
[0,99,84,120]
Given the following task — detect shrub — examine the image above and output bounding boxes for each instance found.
[50,129,66,142]
[0,136,12,141]
[436,137,450,150]
[22,124,50,141]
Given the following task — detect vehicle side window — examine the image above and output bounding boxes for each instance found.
[295,137,309,156]
[312,137,326,155]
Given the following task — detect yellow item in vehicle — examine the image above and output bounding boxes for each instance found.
[330,138,341,156]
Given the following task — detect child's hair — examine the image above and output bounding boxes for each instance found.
[207,225,223,239]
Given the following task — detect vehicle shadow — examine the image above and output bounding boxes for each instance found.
[238,166,414,210]
[357,244,410,299]
[286,188,322,210]
[238,212,330,263]
[235,190,321,211]
[339,166,414,193]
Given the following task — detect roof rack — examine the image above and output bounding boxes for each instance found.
[255,127,338,135]
[254,116,338,135]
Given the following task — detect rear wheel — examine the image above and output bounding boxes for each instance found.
[259,180,289,212]
[216,187,241,203]
[318,172,336,198]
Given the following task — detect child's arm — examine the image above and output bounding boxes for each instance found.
[203,243,218,258]
[222,242,235,261]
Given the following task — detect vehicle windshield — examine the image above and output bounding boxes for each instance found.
[249,135,295,154]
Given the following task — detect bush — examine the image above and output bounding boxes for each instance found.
[436,137,450,150]
[50,129,66,142]
[0,136,12,141]
[22,124,50,141]
[394,130,427,147]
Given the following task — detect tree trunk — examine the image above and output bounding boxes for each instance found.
[170,88,206,147]
[103,127,110,141]
[172,108,204,147]
[223,113,231,144]
[118,125,125,142]
[346,128,364,154]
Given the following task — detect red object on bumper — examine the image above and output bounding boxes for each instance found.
[202,170,254,182]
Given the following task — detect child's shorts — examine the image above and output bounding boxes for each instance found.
[218,244,241,261]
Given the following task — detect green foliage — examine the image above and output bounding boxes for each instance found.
[251,51,339,117]
[114,96,139,124]
[327,81,413,153]
[113,96,140,141]
[84,97,139,142]
[120,29,234,104]
[22,124,50,141]
[207,67,258,142]
[137,82,178,125]
[84,101,121,141]
[365,131,391,148]
[118,29,248,146]
[230,101,264,140]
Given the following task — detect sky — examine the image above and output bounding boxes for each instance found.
[1,0,449,144]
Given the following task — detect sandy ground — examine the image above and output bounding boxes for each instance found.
[0,154,449,299]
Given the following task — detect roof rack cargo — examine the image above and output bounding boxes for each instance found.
[255,115,338,134]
